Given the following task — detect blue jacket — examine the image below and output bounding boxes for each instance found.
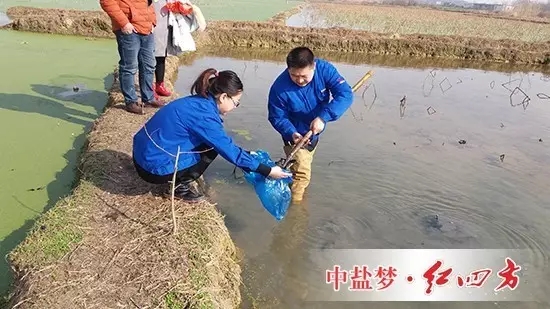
[267,58,353,145]
[133,94,271,177]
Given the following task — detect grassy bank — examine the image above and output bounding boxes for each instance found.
[0,1,302,307]
[4,6,550,65]
[0,29,116,299]
[5,54,242,308]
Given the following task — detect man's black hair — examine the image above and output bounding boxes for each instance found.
[286,46,314,69]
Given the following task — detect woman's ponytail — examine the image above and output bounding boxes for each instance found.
[190,68,243,98]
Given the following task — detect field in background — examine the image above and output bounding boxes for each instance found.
[191,0,302,20]
[299,3,550,42]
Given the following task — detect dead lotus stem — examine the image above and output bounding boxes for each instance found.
[170,147,181,235]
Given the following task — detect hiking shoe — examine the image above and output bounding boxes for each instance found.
[143,99,166,108]
[126,102,143,114]
[155,82,172,97]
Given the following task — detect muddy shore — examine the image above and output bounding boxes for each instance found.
[5,54,241,308]
[4,6,550,65]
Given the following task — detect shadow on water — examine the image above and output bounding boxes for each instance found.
[0,78,112,298]
[0,131,88,297]
[0,86,107,126]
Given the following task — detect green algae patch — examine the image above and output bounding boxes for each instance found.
[7,188,85,269]
[6,56,242,309]
[231,129,253,141]
[0,28,116,297]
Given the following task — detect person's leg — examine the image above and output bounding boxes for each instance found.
[133,157,172,184]
[283,143,317,203]
[155,56,165,83]
[172,144,219,202]
[138,33,163,107]
[115,31,142,114]
[154,56,172,97]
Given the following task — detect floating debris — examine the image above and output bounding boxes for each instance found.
[509,87,530,110]
[456,78,463,84]
[500,154,505,162]
[539,138,543,142]
[458,139,467,145]
[537,93,550,100]
[427,106,436,115]
[73,86,80,92]
[502,79,522,92]
[490,81,495,89]
[27,186,45,192]
[440,77,452,93]
[399,96,406,118]
[500,123,505,128]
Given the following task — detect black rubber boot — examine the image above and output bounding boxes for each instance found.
[172,182,205,203]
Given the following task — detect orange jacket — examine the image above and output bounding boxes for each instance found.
[100,0,156,35]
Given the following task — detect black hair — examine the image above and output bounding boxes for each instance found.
[286,46,315,69]
[190,68,243,98]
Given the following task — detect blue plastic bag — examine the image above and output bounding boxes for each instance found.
[242,149,293,221]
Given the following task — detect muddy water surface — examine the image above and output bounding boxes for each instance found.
[0,30,115,295]
[175,52,550,308]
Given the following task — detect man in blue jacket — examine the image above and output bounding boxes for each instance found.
[268,46,354,203]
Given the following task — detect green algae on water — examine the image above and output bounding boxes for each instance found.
[0,29,115,296]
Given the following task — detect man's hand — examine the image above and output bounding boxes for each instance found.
[122,22,136,34]
[310,117,325,135]
[291,132,303,144]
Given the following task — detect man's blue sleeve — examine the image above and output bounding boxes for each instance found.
[268,85,297,141]
[192,115,272,177]
[317,61,354,123]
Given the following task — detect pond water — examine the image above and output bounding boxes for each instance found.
[174,50,550,308]
[0,29,115,296]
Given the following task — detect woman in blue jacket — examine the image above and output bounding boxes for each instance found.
[133,68,292,202]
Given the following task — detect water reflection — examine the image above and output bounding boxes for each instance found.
[174,53,550,308]
[0,11,10,27]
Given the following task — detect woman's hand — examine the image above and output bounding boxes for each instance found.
[268,166,293,179]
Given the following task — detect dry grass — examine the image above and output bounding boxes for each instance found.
[6,55,242,309]
[305,3,550,42]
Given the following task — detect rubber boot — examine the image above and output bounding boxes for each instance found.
[155,81,172,97]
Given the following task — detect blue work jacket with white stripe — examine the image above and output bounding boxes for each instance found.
[267,58,354,146]
[132,94,271,177]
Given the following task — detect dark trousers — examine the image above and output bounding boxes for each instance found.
[155,56,166,83]
[134,145,218,186]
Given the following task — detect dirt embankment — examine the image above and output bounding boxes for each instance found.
[4,6,550,65]
[6,54,241,309]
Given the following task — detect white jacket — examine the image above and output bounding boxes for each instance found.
[168,1,206,53]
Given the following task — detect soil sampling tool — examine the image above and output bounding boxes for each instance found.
[276,70,374,169]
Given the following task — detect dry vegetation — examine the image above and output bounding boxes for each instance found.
[304,3,550,42]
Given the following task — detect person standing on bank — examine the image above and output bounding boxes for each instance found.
[100,0,165,114]
[267,46,354,203]
[152,0,177,97]
[133,68,292,202]
[152,0,206,97]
